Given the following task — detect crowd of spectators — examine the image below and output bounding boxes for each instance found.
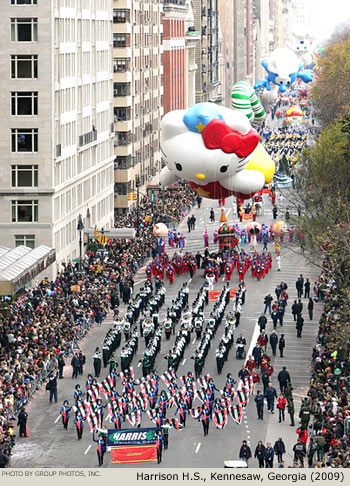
[0,181,195,465]
[114,180,195,229]
[302,268,350,468]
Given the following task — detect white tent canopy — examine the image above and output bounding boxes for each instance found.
[0,245,56,296]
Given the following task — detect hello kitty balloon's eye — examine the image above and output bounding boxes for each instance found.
[175,163,183,171]
[220,165,228,173]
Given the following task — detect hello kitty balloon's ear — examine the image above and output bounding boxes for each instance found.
[161,110,188,140]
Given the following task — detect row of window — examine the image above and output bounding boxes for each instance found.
[10,127,100,152]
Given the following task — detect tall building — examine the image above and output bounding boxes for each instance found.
[246,0,254,84]
[193,0,223,104]
[113,0,163,213]
[162,0,199,115]
[218,0,234,106]
[184,0,200,109]
[290,0,307,28]
[253,0,271,81]
[233,0,247,83]
[0,0,115,274]
[278,0,292,47]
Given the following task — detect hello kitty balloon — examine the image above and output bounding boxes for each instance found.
[160,103,265,200]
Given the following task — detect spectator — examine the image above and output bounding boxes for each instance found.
[239,440,252,465]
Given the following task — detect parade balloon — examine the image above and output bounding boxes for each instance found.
[254,47,314,93]
[245,143,276,184]
[286,106,303,117]
[231,81,266,124]
[160,102,266,200]
[271,221,289,236]
[153,223,168,237]
[288,26,315,69]
[246,222,262,235]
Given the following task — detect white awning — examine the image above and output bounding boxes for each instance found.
[0,245,32,270]
[0,245,56,295]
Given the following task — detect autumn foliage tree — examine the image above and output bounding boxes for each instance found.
[311,33,350,126]
[287,121,350,288]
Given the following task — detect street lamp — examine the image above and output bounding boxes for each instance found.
[136,176,141,236]
[334,368,342,397]
[77,214,84,273]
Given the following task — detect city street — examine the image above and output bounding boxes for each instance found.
[11,191,321,468]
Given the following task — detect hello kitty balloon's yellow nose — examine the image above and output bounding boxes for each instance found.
[195,173,207,180]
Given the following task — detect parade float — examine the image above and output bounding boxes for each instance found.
[218,223,239,251]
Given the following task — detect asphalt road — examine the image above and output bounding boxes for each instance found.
[10,192,321,468]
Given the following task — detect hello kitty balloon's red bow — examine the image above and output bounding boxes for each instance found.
[201,119,260,158]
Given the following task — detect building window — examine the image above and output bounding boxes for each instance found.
[11,165,38,187]
[114,182,130,196]
[113,83,130,97]
[11,92,38,115]
[11,55,38,78]
[12,200,38,222]
[11,128,38,152]
[113,58,130,73]
[15,234,35,249]
[114,107,130,121]
[11,18,38,42]
[114,155,133,169]
[11,0,37,4]
[113,9,130,23]
[113,33,130,48]
[114,131,132,146]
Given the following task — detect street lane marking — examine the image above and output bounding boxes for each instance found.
[195,442,201,453]
[192,338,196,344]
[188,278,192,283]
[137,362,141,367]
[245,321,261,366]
[84,445,91,455]
[135,279,146,286]
[182,359,186,365]
[54,415,61,424]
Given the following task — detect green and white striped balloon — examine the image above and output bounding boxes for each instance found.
[231,81,266,124]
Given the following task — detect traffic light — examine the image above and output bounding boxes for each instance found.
[151,192,155,203]
[128,192,132,200]
[133,192,137,200]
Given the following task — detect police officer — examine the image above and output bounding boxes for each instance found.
[254,390,264,420]
[287,398,295,426]
[269,331,278,356]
